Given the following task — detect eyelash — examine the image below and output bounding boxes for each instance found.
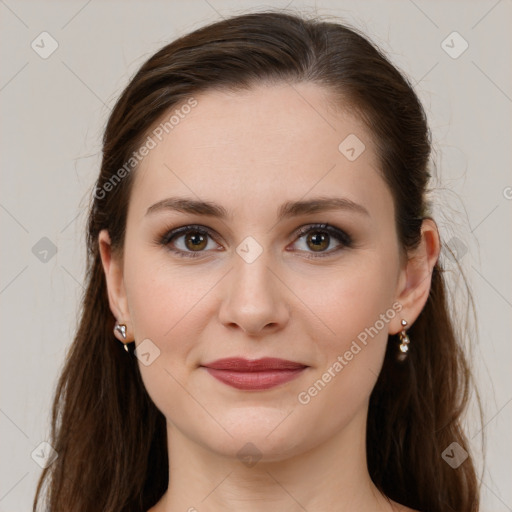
[158,223,353,259]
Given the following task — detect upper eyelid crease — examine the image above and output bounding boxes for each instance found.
[161,223,349,240]
[145,196,370,220]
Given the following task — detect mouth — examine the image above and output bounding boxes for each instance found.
[200,357,308,390]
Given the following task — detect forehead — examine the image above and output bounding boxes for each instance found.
[129,82,392,223]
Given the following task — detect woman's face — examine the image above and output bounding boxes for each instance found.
[106,82,408,461]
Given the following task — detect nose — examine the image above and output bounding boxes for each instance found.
[217,248,290,336]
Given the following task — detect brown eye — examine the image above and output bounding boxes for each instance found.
[160,225,220,258]
[306,231,330,252]
[184,231,208,251]
[291,223,352,258]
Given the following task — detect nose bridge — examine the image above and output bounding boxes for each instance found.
[218,239,289,334]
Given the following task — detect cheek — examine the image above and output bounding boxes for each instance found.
[125,248,215,342]
[123,251,220,422]
[299,253,398,345]
[295,253,398,399]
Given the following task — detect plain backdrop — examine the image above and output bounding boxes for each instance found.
[1,1,511,510]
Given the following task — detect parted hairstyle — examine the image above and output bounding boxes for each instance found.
[33,10,481,512]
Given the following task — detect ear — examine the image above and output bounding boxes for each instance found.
[390,218,441,334]
[98,229,133,341]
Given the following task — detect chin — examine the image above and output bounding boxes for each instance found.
[193,411,312,462]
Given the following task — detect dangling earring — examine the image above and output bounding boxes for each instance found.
[114,322,129,352]
[397,319,410,361]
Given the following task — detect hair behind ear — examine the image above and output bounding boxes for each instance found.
[33,255,169,511]
[367,262,480,511]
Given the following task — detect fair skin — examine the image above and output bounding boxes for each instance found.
[99,82,439,512]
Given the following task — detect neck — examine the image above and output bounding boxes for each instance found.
[153,406,396,512]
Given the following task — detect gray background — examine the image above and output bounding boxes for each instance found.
[1,0,511,510]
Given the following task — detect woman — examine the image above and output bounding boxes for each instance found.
[33,11,480,512]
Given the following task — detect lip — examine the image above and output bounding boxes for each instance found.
[202,357,307,371]
[200,357,308,390]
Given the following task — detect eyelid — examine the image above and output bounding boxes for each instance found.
[293,223,351,246]
[160,224,219,246]
[288,223,352,259]
[159,222,352,258]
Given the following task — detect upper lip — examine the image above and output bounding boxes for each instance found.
[201,357,308,371]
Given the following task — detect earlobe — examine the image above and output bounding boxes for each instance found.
[98,229,132,330]
[391,219,440,334]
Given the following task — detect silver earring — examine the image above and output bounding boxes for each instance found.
[397,319,410,361]
[114,322,129,352]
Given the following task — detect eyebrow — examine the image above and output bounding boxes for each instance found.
[146,196,370,221]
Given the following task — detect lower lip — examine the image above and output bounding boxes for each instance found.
[203,367,307,390]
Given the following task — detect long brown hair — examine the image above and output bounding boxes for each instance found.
[33,11,481,511]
